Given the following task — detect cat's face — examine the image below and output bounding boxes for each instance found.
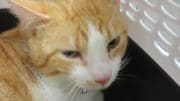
[9,0,127,90]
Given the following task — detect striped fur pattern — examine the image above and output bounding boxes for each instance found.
[0,0,127,101]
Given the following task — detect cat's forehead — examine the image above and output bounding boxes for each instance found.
[45,0,118,25]
[44,0,124,36]
[40,0,125,50]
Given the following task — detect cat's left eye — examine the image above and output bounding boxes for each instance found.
[107,36,120,52]
[62,51,81,58]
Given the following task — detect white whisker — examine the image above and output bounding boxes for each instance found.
[120,58,131,70]
[64,83,78,101]
[75,87,81,101]
[70,87,79,101]
[61,82,76,92]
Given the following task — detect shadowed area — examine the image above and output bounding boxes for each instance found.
[0,9,19,33]
[104,38,180,101]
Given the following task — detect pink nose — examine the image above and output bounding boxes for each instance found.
[91,69,112,85]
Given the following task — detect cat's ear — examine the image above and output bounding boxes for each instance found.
[8,0,50,30]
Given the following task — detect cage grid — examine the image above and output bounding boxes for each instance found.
[120,0,180,86]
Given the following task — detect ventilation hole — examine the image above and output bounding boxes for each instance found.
[157,30,174,46]
[144,10,159,23]
[154,41,170,57]
[129,1,141,12]
[144,0,157,7]
[161,4,179,20]
[126,11,136,21]
[174,58,180,69]
[169,0,180,8]
[140,18,154,32]
[163,21,180,37]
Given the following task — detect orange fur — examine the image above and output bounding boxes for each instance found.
[0,38,33,101]
[0,0,127,100]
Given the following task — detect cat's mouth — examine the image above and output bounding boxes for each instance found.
[77,80,110,91]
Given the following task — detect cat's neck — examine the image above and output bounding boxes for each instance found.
[31,73,79,101]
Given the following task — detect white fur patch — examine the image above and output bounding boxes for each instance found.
[87,23,107,63]
[71,22,121,88]
[87,23,112,78]
[87,23,121,87]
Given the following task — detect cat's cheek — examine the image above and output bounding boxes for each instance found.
[69,66,104,90]
[105,57,121,88]
[70,66,92,82]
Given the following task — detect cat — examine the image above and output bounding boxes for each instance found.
[0,0,127,101]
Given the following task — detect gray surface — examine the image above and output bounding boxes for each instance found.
[0,0,9,8]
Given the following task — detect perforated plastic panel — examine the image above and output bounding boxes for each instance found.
[120,0,180,86]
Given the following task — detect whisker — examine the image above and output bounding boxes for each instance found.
[118,74,137,79]
[113,74,138,87]
[75,87,81,101]
[62,82,76,92]
[120,58,131,70]
[114,74,139,84]
[116,77,128,81]
[64,83,78,101]
[70,87,79,101]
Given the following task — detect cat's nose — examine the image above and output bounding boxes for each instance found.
[92,71,111,85]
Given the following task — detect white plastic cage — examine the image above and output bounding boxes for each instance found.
[119,0,180,86]
[0,0,8,8]
[0,0,180,86]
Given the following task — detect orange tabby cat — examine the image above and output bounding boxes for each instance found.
[0,0,127,101]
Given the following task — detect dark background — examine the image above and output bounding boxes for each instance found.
[0,9,180,101]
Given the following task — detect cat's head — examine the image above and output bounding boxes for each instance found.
[8,0,127,90]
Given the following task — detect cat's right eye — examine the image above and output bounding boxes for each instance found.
[107,36,120,52]
[62,50,81,58]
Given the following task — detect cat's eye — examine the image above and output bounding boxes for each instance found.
[62,51,81,58]
[107,36,120,52]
